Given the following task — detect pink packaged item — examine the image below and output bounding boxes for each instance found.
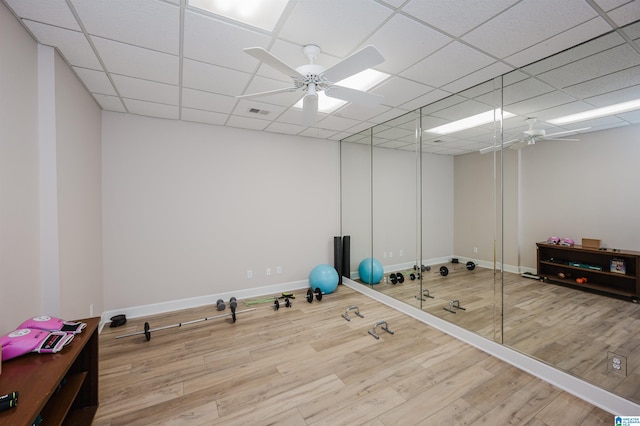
[18,315,86,334]
[0,328,74,361]
[560,238,575,247]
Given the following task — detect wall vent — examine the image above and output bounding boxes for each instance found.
[249,108,270,115]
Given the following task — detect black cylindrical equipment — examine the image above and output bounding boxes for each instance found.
[342,235,351,279]
[334,236,343,284]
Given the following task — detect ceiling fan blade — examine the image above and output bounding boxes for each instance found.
[323,45,384,83]
[509,140,528,150]
[544,137,579,141]
[236,87,300,99]
[325,85,383,106]
[243,47,304,78]
[544,127,590,138]
[303,93,318,126]
[478,138,520,154]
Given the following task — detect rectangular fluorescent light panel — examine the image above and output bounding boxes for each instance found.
[188,0,290,32]
[425,109,515,135]
[547,98,640,125]
[294,68,389,113]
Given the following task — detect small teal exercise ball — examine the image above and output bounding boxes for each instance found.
[359,257,383,284]
[309,264,339,294]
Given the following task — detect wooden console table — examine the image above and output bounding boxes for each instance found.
[0,317,99,425]
[537,242,640,302]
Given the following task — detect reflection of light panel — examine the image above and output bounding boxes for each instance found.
[425,109,515,135]
[294,69,389,113]
[188,0,289,31]
[548,99,640,125]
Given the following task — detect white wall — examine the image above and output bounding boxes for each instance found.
[519,124,640,269]
[0,3,40,334]
[54,52,103,319]
[101,112,339,311]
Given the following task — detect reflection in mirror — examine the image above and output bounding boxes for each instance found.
[341,21,640,405]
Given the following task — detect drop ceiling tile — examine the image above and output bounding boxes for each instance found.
[183,59,252,96]
[233,99,287,120]
[606,0,640,26]
[336,104,392,122]
[564,66,640,100]
[299,127,340,139]
[462,0,598,59]
[73,67,117,95]
[5,0,80,30]
[536,44,640,89]
[226,115,270,131]
[111,74,178,105]
[317,115,363,132]
[181,108,228,126]
[504,18,615,69]
[500,78,556,105]
[71,0,179,54]
[277,108,327,126]
[364,14,453,75]
[593,0,633,12]
[277,0,393,58]
[92,94,126,112]
[402,0,517,37]
[182,88,237,114]
[376,140,413,149]
[441,62,514,94]
[372,77,435,108]
[401,41,495,88]
[400,89,451,111]
[379,0,406,8]
[503,90,579,117]
[264,121,306,135]
[23,21,101,69]
[92,36,178,85]
[371,107,415,125]
[183,11,271,72]
[123,99,178,119]
[431,99,498,121]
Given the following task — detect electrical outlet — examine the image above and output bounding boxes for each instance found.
[247,270,253,279]
[389,251,393,258]
[383,252,387,258]
[399,249,403,256]
[266,268,271,276]
[89,304,94,317]
[473,247,478,253]
[276,266,282,274]
[607,351,627,376]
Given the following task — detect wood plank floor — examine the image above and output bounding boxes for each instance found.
[95,285,613,425]
[372,266,640,405]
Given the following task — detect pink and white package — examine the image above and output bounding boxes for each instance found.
[0,328,74,361]
[18,315,86,334]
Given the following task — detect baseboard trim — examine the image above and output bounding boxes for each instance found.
[342,278,640,416]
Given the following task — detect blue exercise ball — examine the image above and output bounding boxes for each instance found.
[309,264,339,294]
[359,258,383,284]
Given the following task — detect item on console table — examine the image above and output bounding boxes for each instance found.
[610,258,626,274]
[568,261,603,271]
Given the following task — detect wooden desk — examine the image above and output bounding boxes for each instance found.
[0,317,99,425]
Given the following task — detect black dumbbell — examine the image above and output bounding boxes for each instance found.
[216,299,226,311]
[306,287,324,302]
[389,272,405,284]
[413,264,431,272]
[438,261,476,276]
[273,297,292,310]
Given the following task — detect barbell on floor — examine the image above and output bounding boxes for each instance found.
[116,297,254,341]
[438,261,476,276]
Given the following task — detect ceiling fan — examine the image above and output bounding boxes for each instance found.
[480,118,590,154]
[237,44,385,126]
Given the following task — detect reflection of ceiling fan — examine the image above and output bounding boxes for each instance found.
[480,118,590,154]
[237,44,385,126]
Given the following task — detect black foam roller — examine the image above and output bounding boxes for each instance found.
[342,235,351,279]
[334,236,343,284]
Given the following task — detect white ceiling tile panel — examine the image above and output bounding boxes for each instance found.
[24,21,102,69]
[593,0,634,12]
[334,104,392,122]
[379,0,406,8]
[503,18,613,68]
[462,0,599,59]
[72,67,116,95]
[317,116,363,132]
[92,36,179,85]
[402,0,518,37]
[584,84,640,107]
[70,0,179,54]
[432,99,498,121]
[536,44,640,89]
[364,14,453,74]
[264,122,307,135]
[299,127,340,139]
[606,1,640,26]
[5,0,81,30]
[182,88,237,114]
[183,11,271,72]
[233,99,287,120]
[226,115,270,131]
[401,41,495,88]
[501,78,556,105]
[373,77,435,107]
[621,21,640,39]
[502,90,579,117]
[123,99,179,119]
[182,58,252,96]
[277,0,393,58]
[111,75,178,105]
[564,66,640,100]
[441,62,514,94]
[181,108,228,126]
[277,108,327,126]
[92,94,126,112]
[399,89,451,111]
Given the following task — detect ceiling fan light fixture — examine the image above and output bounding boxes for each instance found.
[548,98,640,125]
[188,0,290,31]
[425,109,515,135]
